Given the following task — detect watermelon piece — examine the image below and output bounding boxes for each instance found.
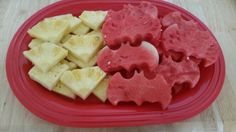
[162,12,220,67]
[97,41,159,77]
[102,2,161,48]
[162,12,193,27]
[107,72,172,109]
[173,84,184,94]
[124,1,158,19]
[157,56,200,88]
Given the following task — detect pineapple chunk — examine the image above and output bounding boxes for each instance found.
[79,11,107,30]
[28,19,70,43]
[28,39,44,49]
[28,61,70,90]
[93,77,109,102]
[60,66,106,100]
[72,22,90,35]
[67,53,97,68]
[52,82,76,99]
[49,14,81,32]
[63,31,103,63]
[61,59,77,69]
[61,34,72,43]
[23,42,68,72]
[87,30,102,36]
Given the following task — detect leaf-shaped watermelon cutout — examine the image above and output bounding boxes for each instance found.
[107,72,172,109]
[162,12,220,67]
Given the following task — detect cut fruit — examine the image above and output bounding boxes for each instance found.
[162,12,185,27]
[61,34,73,43]
[67,53,97,68]
[28,39,44,49]
[87,30,103,37]
[48,14,82,32]
[79,11,107,30]
[23,42,68,72]
[97,41,159,75]
[101,2,161,48]
[157,56,200,88]
[108,72,172,109]
[137,1,158,19]
[162,12,220,67]
[28,61,70,90]
[72,22,90,35]
[93,77,109,102]
[61,60,77,70]
[28,19,70,43]
[60,66,106,100]
[63,31,103,63]
[52,82,76,99]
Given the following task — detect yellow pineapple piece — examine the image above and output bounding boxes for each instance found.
[49,14,81,32]
[28,61,70,90]
[23,42,68,72]
[61,59,77,70]
[61,34,73,43]
[72,22,90,35]
[60,66,106,100]
[28,39,44,49]
[79,11,107,30]
[28,19,70,43]
[63,31,103,63]
[93,77,109,102]
[52,82,76,99]
[67,53,97,68]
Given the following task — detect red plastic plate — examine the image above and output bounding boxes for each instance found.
[6,0,225,127]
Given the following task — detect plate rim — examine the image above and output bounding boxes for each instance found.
[6,0,226,127]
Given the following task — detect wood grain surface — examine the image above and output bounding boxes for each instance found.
[0,0,236,132]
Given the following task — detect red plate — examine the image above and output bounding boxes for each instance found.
[6,0,225,127]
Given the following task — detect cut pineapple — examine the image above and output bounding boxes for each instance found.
[67,53,97,68]
[93,77,109,102]
[87,31,105,46]
[63,31,103,63]
[72,22,90,35]
[60,66,106,100]
[23,42,68,72]
[29,39,63,48]
[28,61,70,90]
[52,82,76,99]
[79,11,107,30]
[61,59,77,70]
[87,30,102,36]
[28,19,70,43]
[28,39,44,49]
[61,34,72,43]
[48,14,81,32]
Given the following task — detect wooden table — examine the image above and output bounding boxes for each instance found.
[0,0,236,131]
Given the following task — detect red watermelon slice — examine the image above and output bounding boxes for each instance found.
[173,84,184,94]
[157,56,200,88]
[124,1,158,19]
[162,12,220,67]
[107,72,172,109]
[97,41,159,77]
[102,2,161,48]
